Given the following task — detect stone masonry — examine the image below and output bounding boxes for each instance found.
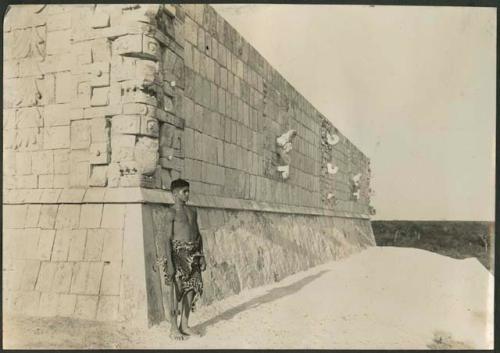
[3,4,375,327]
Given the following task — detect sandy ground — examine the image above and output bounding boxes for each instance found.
[3,246,494,349]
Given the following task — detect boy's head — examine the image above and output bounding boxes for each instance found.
[171,178,190,203]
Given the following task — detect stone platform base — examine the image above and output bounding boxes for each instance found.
[3,199,375,327]
[145,204,375,325]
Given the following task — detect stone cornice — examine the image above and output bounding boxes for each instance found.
[3,187,371,220]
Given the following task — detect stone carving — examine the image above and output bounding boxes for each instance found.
[104,4,185,188]
[351,173,362,201]
[5,78,43,108]
[319,117,341,207]
[352,173,362,185]
[326,163,338,175]
[11,26,46,59]
[369,205,376,215]
[276,165,290,179]
[326,131,340,146]
[14,128,42,150]
[321,191,337,206]
[275,129,296,180]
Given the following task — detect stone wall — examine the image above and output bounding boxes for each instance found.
[180,4,372,213]
[3,4,375,327]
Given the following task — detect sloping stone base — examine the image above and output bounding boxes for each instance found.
[3,201,374,327]
[145,204,375,325]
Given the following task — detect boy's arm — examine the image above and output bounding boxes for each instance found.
[193,208,206,271]
[163,209,176,280]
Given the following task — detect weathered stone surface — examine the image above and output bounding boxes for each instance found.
[25,204,42,228]
[38,292,59,317]
[3,205,28,229]
[46,30,71,55]
[58,189,86,203]
[83,188,106,202]
[149,205,374,308]
[100,261,121,295]
[69,161,90,187]
[14,291,41,316]
[19,260,41,290]
[90,87,110,107]
[51,230,73,261]
[79,204,103,229]
[52,262,74,293]
[57,294,77,317]
[32,151,54,175]
[70,262,89,294]
[44,126,70,149]
[71,120,91,149]
[84,230,105,261]
[86,262,104,295]
[55,72,74,103]
[74,295,98,320]
[101,229,123,262]
[55,204,81,229]
[38,174,54,188]
[15,152,32,175]
[38,205,59,229]
[67,229,87,261]
[54,150,70,174]
[96,295,120,321]
[101,204,126,229]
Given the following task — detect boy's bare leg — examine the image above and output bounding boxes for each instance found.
[179,290,198,336]
[168,283,185,340]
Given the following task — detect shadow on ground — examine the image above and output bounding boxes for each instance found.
[193,269,330,336]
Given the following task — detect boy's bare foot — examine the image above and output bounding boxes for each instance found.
[170,328,187,341]
[180,327,199,336]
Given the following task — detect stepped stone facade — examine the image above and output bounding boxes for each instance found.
[3,4,375,326]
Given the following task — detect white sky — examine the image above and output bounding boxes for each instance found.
[213,4,496,221]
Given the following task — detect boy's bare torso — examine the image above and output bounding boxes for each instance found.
[170,206,199,242]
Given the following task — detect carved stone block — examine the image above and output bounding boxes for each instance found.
[121,81,158,106]
[46,29,71,55]
[91,13,110,29]
[134,136,159,176]
[89,165,108,186]
[70,120,91,149]
[11,26,46,60]
[90,143,110,165]
[44,104,70,126]
[90,117,109,143]
[111,135,136,162]
[16,107,43,129]
[75,82,91,108]
[91,38,112,63]
[90,87,110,106]
[111,115,141,135]
[55,72,75,103]
[142,35,161,61]
[141,116,159,137]
[44,126,70,150]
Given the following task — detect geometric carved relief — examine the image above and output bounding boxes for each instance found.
[275,129,296,180]
[351,173,362,201]
[105,4,185,189]
[319,117,339,206]
[11,26,46,60]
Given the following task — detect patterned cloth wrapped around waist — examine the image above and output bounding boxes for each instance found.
[166,239,203,309]
[171,239,203,273]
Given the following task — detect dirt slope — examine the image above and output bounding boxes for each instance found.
[3,247,493,349]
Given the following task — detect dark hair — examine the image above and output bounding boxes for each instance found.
[170,178,190,191]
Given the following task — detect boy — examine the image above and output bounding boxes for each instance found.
[163,178,206,340]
